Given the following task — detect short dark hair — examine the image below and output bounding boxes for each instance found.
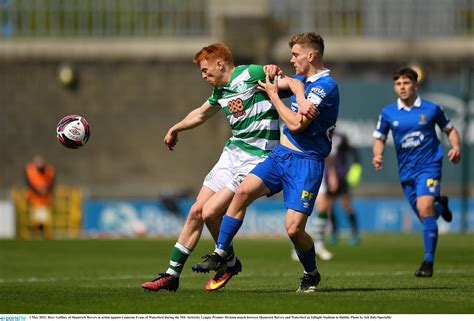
[288,32,325,58]
[393,67,418,82]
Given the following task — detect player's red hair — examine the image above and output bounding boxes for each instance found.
[193,43,234,66]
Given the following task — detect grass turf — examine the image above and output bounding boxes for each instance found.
[0,234,473,314]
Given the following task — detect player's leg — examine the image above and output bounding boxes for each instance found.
[141,185,215,291]
[415,195,437,277]
[286,210,321,293]
[282,153,324,292]
[313,192,334,260]
[413,171,442,277]
[327,205,338,245]
[200,187,242,291]
[339,191,360,245]
[192,173,271,273]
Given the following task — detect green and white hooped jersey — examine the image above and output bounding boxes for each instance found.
[208,64,280,157]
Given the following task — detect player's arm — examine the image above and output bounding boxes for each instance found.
[258,75,313,132]
[372,138,385,171]
[444,126,462,163]
[263,64,317,118]
[164,101,220,151]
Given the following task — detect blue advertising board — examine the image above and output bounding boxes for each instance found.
[83,197,474,237]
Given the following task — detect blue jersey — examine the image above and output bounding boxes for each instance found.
[373,97,452,182]
[283,70,339,159]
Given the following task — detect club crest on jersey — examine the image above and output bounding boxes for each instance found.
[230,81,247,92]
[401,131,424,148]
[418,114,427,125]
[228,98,246,118]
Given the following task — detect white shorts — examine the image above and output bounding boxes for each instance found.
[203,144,267,193]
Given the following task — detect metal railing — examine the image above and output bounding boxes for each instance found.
[1,0,473,38]
[0,0,211,37]
[270,0,474,37]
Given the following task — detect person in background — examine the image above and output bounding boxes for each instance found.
[25,154,56,239]
[372,67,461,277]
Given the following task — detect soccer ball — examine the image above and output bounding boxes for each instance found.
[56,115,90,149]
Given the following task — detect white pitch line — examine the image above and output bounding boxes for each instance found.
[0,269,469,284]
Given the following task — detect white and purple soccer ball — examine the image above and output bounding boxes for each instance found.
[56,115,90,149]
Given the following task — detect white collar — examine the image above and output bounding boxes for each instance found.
[306,69,330,83]
[397,96,421,111]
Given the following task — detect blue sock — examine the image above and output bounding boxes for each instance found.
[422,216,438,263]
[296,245,317,274]
[217,215,243,251]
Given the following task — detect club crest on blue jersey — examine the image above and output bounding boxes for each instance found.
[419,114,427,125]
[401,131,424,148]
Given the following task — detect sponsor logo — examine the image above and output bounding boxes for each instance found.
[69,126,81,136]
[207,277,228,290]
[426,178,438,193]
[307,92,323,107]
[291,102,299,112]
[301,190,315,201]
[401,131,424,148]
[228,98,246,118]
[0,317,26,321]
[311,86,326,98]
[393,120,399,127]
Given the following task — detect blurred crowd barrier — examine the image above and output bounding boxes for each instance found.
[11,185,82,239]
[82,197,474,237]
[0,0,473,38]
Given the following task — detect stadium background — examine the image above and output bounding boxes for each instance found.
[0,0,473,238]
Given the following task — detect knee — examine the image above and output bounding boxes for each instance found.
[417,203,435,219]
[286,223,303,239]
[234,186,252,205]
[187,203,203,222]
[201,202,220,222]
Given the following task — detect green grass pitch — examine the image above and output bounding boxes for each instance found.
[1,234,473,314]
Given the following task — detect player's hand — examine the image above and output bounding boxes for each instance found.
[258,74,279,98]
[372,155,383,171]
[448,148,461,164]
[263,64,283,79]
[164,130,178,151]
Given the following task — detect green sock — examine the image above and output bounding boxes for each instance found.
[314,212,328,243]
[166,242,192,277]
